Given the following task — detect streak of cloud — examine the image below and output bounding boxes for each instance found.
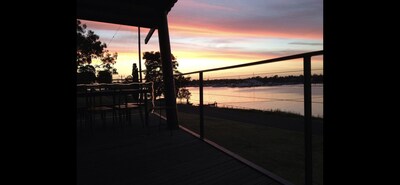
[289,42,323,46]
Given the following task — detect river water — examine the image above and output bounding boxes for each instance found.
[181,84,323,117]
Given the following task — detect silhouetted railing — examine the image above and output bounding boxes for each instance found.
[179,50,323,185]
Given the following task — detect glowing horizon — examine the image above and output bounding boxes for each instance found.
[79,0,323,79]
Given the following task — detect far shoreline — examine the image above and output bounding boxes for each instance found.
[184,82,323,88]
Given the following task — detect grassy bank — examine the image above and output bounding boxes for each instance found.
[174,105,323,185]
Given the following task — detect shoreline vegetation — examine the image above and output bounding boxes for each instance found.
[185,74,323,88]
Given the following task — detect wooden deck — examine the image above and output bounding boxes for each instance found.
[77,113,283,185]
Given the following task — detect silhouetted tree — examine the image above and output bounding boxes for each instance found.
[131,63,140,101]
[143,51,191,98]
[99,52,118,73]
[77,65,96,84]
[77,20,106,65]
[177,88,192,104]
[97,52,118,83]
[132,63,139,83]
[76,20,118,84]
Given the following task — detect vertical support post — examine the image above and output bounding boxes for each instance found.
[158,12,179,129]
[199,72,204,139]
[304,56,312,185]
[138,27,144,103]
[144,89,149,126]
[138,26,143,83]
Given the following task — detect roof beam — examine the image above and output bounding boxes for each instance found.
[145,28,156,44]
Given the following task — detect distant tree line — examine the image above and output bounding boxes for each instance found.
[185,74,323,87]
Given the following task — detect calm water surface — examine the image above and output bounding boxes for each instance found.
[182,84,323,117]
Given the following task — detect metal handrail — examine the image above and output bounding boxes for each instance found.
[177,50,324,185]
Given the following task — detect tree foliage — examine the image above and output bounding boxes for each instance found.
[98,52,118,74]
[143,51,190,98]
[76,20,118,84]
[77,20,106,65]
[177,88,192,104]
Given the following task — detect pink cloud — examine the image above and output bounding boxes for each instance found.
[178,0,236,12]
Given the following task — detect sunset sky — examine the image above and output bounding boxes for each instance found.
[78,0,323,80]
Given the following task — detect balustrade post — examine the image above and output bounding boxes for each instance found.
[304,56,312,185]
[199,72,204,139]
